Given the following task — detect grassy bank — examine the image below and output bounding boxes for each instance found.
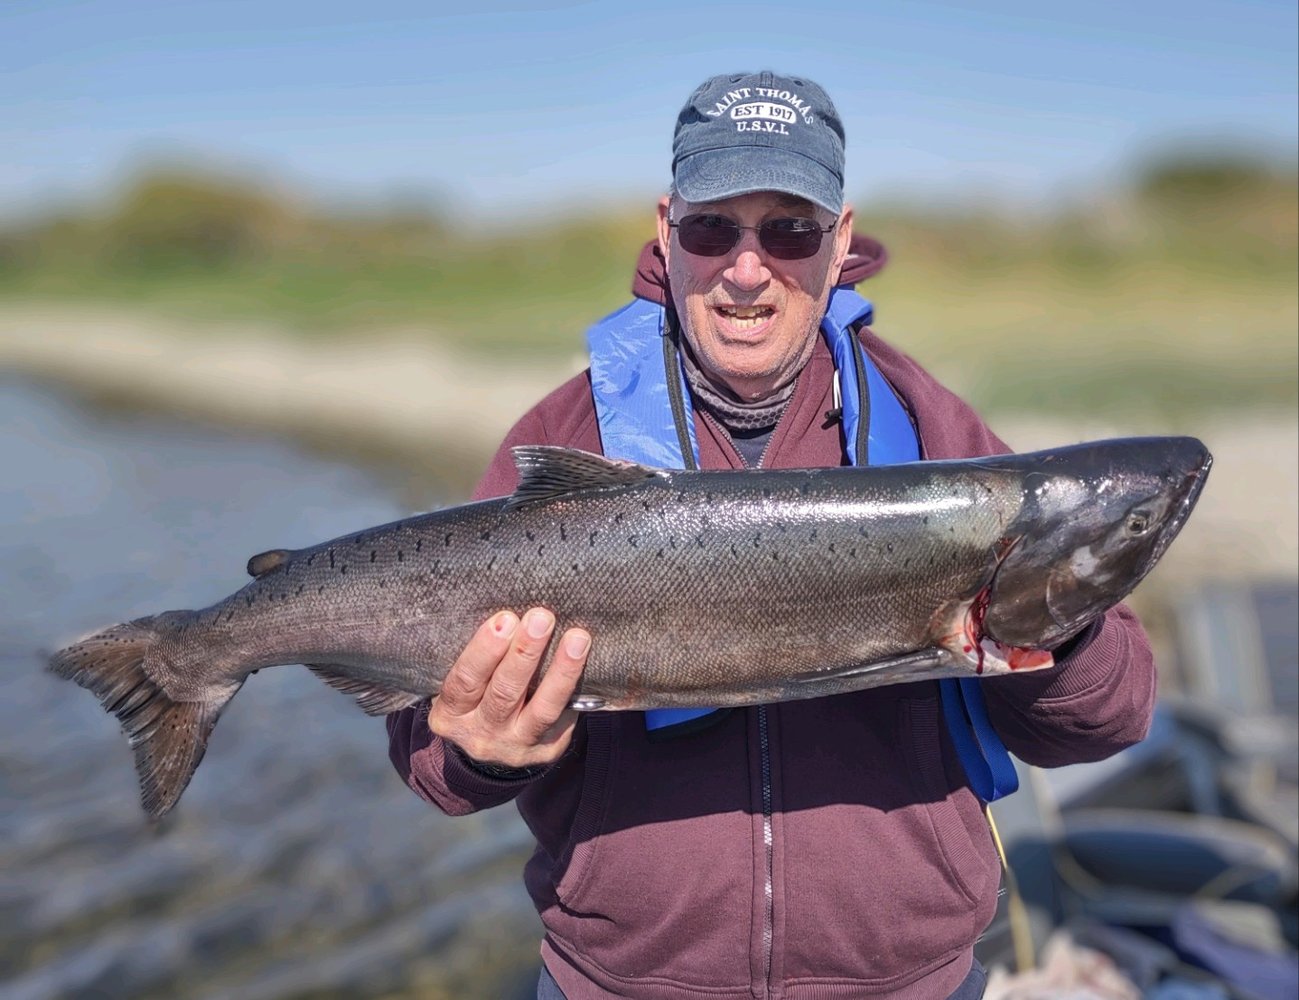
[2,156,1295,424]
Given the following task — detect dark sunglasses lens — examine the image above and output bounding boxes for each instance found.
[759,218,824,259]
[675,215,828,259]
[677,215,740,256]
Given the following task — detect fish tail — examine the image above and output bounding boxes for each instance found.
[47,614,241,821]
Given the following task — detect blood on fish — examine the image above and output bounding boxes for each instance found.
[968,587,992,673]
[964,582,1050,672]
[965,534,1026,673]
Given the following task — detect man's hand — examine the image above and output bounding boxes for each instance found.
[429,607,589,771]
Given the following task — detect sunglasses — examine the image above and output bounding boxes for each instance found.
[668,213,837,260]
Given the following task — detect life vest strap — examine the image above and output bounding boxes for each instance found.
[585,290,1018,800]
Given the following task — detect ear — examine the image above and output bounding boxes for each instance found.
[655,195,673,270]
[830,204,854,277]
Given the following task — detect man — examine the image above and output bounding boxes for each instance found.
[388,71,1155,1000]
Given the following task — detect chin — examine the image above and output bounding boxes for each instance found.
[722,366,786,398]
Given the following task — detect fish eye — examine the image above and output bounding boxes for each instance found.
[1126,510,1151,536]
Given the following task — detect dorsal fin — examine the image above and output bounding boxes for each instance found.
[504,446,665,511]
[247,549,291,578]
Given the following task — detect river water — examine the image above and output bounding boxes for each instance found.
[0,380,542,999]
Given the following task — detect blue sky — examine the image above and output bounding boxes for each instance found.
[3,0,1296,220]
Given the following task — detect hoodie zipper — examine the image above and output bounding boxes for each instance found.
[671,350,780,993]
[758,704,775,995]
[755,427,776,996]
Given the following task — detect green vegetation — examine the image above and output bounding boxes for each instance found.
[2,152,1295,420]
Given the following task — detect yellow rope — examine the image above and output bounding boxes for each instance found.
[986,805,1036,973]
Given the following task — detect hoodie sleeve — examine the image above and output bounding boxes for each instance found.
[863,328,1158,767]
[385,373,601,815]
[385,699,549,815]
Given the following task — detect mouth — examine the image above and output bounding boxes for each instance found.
[714,304,776,334]
[1147,452,1213,568]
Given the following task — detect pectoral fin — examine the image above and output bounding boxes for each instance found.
[790,649,955,685]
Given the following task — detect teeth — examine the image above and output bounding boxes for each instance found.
[718,306,773,330]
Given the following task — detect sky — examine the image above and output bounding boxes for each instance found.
[3,0,1296,221]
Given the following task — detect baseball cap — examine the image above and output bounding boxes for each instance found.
[671,70,846,214]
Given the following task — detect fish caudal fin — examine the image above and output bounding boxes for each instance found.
[47,617,241,821]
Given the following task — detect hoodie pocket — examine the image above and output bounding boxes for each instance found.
[545,711,757,988]
[899,697,998,906]
[781,693,1001,985]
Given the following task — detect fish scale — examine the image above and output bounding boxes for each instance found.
[48,436,1211,818]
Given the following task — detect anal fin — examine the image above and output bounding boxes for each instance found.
[306,663,424,715]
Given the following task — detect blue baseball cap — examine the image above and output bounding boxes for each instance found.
[671,70,846,214]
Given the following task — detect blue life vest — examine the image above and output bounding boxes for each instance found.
[585,289,1018,801]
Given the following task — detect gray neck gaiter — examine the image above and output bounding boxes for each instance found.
[678,340,796,433]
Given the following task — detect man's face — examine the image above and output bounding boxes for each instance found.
[656,191,853,402]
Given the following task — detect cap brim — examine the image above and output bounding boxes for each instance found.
[674,145,843,214]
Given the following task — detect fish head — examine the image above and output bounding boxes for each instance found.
[982,436,1212,649]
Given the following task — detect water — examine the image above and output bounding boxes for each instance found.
[0,380,542,999]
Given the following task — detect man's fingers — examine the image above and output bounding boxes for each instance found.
[430,610,585,769]
[478,608,555,724]
[435,611,519,714]
[521,628,589,739]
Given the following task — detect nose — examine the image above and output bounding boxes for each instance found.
[723,239,771,291]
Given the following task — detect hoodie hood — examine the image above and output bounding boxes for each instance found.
[630,233,888,306]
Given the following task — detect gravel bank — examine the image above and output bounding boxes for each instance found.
[3,303,1294,582]
[0,304,580,496]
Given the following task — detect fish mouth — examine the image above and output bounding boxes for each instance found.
[1147,449,1213,568]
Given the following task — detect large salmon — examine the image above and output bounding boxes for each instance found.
[49,436,1211,818]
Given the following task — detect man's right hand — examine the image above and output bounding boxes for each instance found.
[428,607,589,771]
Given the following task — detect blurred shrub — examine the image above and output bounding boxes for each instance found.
[102,171,294,269]
[1,167,456,275]
[1137,153,1286,204]
[1132,150,1299,264]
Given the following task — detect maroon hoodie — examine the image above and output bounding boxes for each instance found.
[388,237,1156,999]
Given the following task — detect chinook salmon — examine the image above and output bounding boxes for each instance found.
[50,436,1210,819]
